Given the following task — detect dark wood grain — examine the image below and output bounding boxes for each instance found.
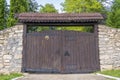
[23,25,100,73]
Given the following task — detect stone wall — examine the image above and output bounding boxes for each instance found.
[98,25,120,70]
[0,24,23,74]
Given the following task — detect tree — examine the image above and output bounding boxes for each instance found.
[7,0,29,27]
[61,0,105,32]
[28,0,38,12]
[31,3,58,32]
[98,0,113,12]
[0,0,8,30]
[106,0,120,28]
[62,0,104,13]
[39,3,58,13]
[32,4,58,32]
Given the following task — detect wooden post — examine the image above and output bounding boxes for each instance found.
[22,24,27,72]
[94,24,100,71]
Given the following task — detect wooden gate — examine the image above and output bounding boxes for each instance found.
[62,31,99,73]
[23,26,100,73]
[24,31,62,72]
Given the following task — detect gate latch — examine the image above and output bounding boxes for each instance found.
[64,51,70,56]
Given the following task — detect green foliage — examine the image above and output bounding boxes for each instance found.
[27,26,93,33]
[28,0,38,12]
[7,0,39,27]
[0,0,8,30]
[0,73,23,80]
[106,0,120,28]
[36,26,85,32]
[0,0,5,30]
[62,0,104,13]
[7,0,29,27]
[62,0,105,32]
[40,3,58,13]
[99,69,120,78]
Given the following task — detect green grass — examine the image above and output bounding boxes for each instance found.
[0,73,23,80]
[99,70,120,78]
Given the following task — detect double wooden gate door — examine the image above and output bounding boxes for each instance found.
[23,30,100,73]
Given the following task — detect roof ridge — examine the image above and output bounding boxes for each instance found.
[17,12,104,23]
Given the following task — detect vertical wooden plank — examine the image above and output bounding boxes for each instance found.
[94,24,100,70]
[22,24,27,72]
[25,31,62,72]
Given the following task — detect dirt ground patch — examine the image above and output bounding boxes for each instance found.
[17,74,111,80]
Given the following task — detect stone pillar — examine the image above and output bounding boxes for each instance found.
[0,24,24,74]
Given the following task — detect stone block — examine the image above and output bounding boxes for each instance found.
[99,32,106,35]
[0,69,10,75]
[12,27,18,31]
[13,34,18,37]
[98,42,106,45]
[0,36,4,40]
[0,60,2,63]
[109,34,114,37]
[4,62,10,66]
[5,66,10,68]
[18,25,23,29]
[107,47,113,50]
[100,58,113,65]
[98,35,104,38]
[4,60,10,63]
[99,45,106,48]
[7,46,11,50]
[15,59,22,64]
[10,67,22,72]
[17,33,23,37]
[15,50,22,54]
[14,54,22,59]
[99,51,105,54]
[9,33,14,36]
[3,55,12,60]
[104,38,109,41]
[111,29,117,32]
[18,42,22,46]
[4,41,7,44]
[100,55,110,60]
[100,65,113,71]
[106,50,114,53]
[99,38,106,42]
[15,30,23,33]
[12,47,16,52]
[0,40,4,44]
[114,48,120,51]
[115,43,120,47]
[6,29,11,33]
[0,64,3,68]
[99,47,107,51]
[17,47,23,51]
[118,29,120,31]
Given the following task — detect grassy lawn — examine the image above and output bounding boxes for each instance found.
[0,73,23,80]
[99,69,120,78]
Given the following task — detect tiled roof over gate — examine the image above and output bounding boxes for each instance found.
[16,13,104,23]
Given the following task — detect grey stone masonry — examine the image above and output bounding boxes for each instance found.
[0,24,23,74]
[98,25,120,70]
